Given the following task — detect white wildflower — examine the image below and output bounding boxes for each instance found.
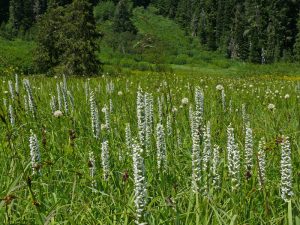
[257,137,266,188]
[244,123,253,172]
[280,136,293,202]
[267,103,275,111]
[212,144,220,189]
[101,140,110,180]
[29,130,41,175]
[227,124,240,190]
[8,80,14,100]
[53,110,63,118]
[137,88,145,147]
[90,91,100,138]
[216,84,224,91]
[8,104,15,126]
[88,151,97,191]
[132,140,147,224]
[181,97,189,105]
[23,79,37,118]
[156,123,167,171]
[191,112,201,193]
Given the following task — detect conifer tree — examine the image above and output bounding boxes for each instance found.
[35,0,101,75]
[0,0,10,24]
[294,16,300,62]
[112,0,135,33]
[175,0,192,34]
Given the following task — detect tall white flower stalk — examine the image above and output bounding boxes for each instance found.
[166,114,172,136]
[29,130,41,175]
[109,98,113,113]
[244,123,253,173]
[23,95,28,112]
[191,112,201,193]
[125,123,132,153]
[132,140,147,224]
[195,86,204,122]
[144,92,153,151]
[60,82,69,114]
[157,96,163,124]
[8,104,15,126]
[8,80,15,100]
[106,80,114,94]
[257,137,266,188]
[202,121,211,194]
[280,136,293,202]
[23,79,37,118]
[88,151,97,191]
[202,121,211,173]
[89,91,100,139]
[148,94,154,127]
[212,144,220,189]
[101,140,110,180]
[15,74,19,96]
[221,89,226,112]
[137,88,145,147]
[50,95,57,113]
[227,124,240,190]
[56,83,62,111]
[156,123,167,171]
[102,105,110,131]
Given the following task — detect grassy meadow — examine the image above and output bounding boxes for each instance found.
[0,72,299,224]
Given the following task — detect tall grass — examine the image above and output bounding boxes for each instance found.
[0,72,299,224]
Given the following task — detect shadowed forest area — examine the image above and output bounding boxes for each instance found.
[0,0,300,76]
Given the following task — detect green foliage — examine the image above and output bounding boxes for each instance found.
[173,54,189,65]
[132,6,188,55]
[0,37,35,74]
[34,6,65,73]
[0,0,10,23]
[112,0,135,33]
[35,0,101,75]
[294,16,300,62]
[0,73,299,224]
[94,1,115,23]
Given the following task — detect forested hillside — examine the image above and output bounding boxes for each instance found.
[0,0,300,74]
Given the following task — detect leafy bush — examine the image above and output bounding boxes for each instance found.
[120,58,137,68]
[173,54,190,65]
[212,59,232,69]
[135,61,153,71]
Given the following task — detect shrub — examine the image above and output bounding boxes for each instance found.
[136,61,153,71]
[120,58,137,68]
[173,54,189,65]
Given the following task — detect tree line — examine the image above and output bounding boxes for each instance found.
[0,0,300,75]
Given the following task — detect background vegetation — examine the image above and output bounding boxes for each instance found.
[1,0,300,75]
